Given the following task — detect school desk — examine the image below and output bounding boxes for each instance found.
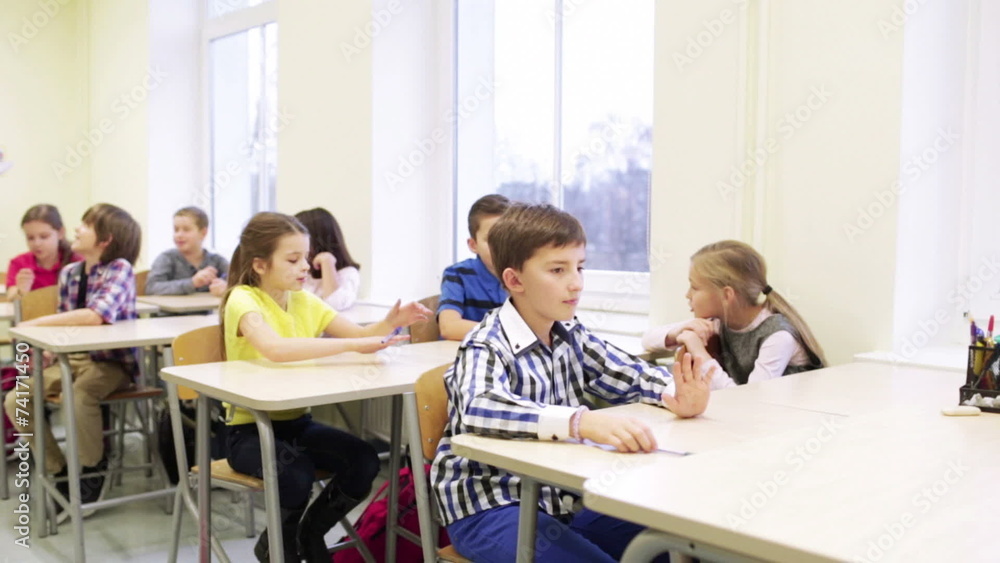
[137,294,221,315]
[449,388,848,563]
[854,345,965,373]
[583,408,1000,562]
[337,302,392,326]
[713,361,964,416]
[0,300,158,321]
[9,314,218,561]
[159,340,460,563]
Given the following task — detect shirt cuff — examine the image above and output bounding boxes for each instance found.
[537,405,579,441]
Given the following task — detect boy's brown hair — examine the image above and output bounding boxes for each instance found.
[467,194,511,239]
[81,203,141,264]
[175,206,210,231]
[488,203,586,290]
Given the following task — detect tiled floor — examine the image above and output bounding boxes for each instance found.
[0,426,388,562]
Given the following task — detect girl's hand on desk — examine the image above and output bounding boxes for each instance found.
[383,299,432,328]
[667,319,714,346]
[353,334,409,354]
[578,411,657,453]
[662,352,713,418]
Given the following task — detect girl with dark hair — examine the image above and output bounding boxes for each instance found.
[293,208,361,310]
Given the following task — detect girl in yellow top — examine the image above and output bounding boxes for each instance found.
[221,212,430,562]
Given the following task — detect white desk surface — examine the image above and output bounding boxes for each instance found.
[137,294,221,313]
[160,340,460,411]
[450,393,845,493]
[854,345,966,373]
[722,361,964,416]
[337,303,391,326]
[0,301,157,321]
[10,315,218,353]
[584,408,1000,562]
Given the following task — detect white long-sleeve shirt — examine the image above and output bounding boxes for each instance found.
[301,266,360,311]
[642,309,810,389]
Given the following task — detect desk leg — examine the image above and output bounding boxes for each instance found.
[404,393,437,563]
[251,409,283,563]
[31,346,48,538]
[516,477,539,563]
[58,353,85,562]
[196,395,213,562]
[385,394,403,563]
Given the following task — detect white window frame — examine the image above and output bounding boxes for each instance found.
[450,0,652,314]
[200,0,278,250]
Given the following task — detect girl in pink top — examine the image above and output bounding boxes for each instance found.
[6,204,83,299]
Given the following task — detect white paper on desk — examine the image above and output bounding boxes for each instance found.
[576,438,690,456]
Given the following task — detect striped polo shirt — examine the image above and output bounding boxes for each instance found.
[431,299,675,525]
[437,256,507,322]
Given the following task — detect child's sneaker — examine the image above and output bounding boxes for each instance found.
[54,458,107,525]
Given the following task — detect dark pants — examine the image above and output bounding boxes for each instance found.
[448,503,665,562]
[227,414,379,509]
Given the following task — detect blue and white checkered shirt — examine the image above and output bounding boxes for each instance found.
[431,299,675,525]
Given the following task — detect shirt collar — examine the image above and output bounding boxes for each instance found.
[472,255,495,278]
[496,298,580,355]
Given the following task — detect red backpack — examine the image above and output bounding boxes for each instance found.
[332,464,450,563]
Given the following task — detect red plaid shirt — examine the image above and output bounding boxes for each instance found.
[58,259,139,377]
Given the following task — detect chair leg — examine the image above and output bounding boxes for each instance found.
[168,488,184,563]
[243,490,255,538]
[341,517,376,563]
[114,403,127,487]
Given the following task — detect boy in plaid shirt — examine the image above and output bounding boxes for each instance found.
[5,203,141,520]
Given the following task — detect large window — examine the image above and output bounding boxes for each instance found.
[203,0,278,259]
[455,0,654,273]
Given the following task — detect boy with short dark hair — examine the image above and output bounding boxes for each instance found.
[146,206,229,296]
[431,203,713,562]
[5,203,142,520]
[437,193,511,340]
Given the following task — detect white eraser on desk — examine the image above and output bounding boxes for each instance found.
[941,406,981,416]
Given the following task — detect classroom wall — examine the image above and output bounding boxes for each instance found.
[87,0,152,267]
[277,0,375,298]
[650,0,906,365]
[0,0,90,264]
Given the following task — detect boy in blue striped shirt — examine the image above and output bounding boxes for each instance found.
[431,203,714,562]
[437,194,510,340]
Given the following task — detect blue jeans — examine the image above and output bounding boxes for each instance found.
[448,503,659,562]
[227,414,379,509]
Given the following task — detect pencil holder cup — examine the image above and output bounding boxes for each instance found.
[959,345,1000,413]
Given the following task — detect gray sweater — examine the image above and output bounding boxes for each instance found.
[146,248,230,295]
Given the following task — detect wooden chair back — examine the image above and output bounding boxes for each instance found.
[409,295,441,344]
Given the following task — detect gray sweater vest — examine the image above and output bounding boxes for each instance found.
[719,313,822,385]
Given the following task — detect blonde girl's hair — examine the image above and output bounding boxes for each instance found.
[690,240,827,367]
[219,212,308,357]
